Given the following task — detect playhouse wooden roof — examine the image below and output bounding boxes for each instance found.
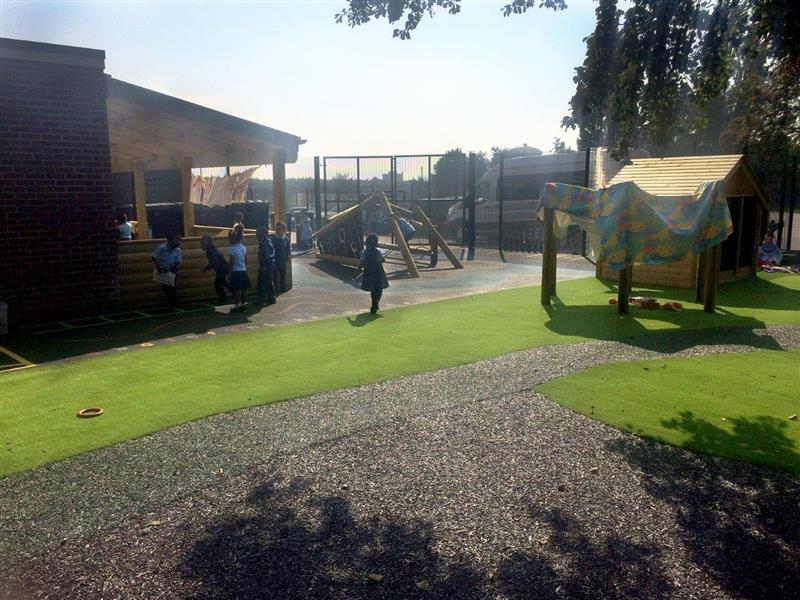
[107,78,305,173]
[608,154,768,207]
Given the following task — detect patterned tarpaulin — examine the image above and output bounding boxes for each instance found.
[538,180,733,271]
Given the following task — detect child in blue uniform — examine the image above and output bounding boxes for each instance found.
[272,221,291,293]
[358,233,389,314]
[228,228,250,311]
[256,227,277,306]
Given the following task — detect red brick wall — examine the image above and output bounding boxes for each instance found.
[0,56,117,326]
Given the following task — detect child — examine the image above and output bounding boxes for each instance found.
[759,233,783,265]
[256,227,277,307]
[200,235,230,302]
[228,228,250,311]
[272,221,291,293]
[397,216,416,243]
[151,232,182,308]
[299,215,314,250]
[117,213,133,240]
[232,211,245,232]
[358,233,389,314]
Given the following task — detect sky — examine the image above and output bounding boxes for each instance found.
[1,0,604,159]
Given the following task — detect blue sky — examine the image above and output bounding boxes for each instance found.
[1,1,604,158]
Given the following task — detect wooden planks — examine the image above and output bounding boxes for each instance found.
[541,208,556,305]
[133,160,149,239]
[116,235,292,307]
[617,265,633,314]
[608,155,744,195]
[413,206,463,270]
[273,148,287,227]
[379,193,419,278]
[181,157,194,237]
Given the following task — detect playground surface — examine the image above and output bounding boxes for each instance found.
[0,252,595,367]
[1,326,798,598]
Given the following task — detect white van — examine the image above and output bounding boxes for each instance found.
[445,147,646,249]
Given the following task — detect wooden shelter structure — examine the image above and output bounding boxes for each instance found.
[107,77,304,238]
[108,78,306,307]
[541,154,768,314]
[315,193,463,277]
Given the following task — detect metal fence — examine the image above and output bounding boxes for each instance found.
[309,150,596,256]
[318,154,468,246]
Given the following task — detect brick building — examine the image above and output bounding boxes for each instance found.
[1,39,116,325]
[0,38,304,327]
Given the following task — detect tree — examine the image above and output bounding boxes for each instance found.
[561,0,620,149]
[338,0,800,185]
[431,148,466,197]
[336,0,566,40]
[551,137,575,153]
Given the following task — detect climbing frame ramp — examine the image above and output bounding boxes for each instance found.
[315,193,463,277]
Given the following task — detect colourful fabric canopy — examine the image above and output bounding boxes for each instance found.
[538,180,733,271]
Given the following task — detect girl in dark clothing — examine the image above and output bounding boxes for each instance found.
[358,233,389,314]
[200,235,230,302]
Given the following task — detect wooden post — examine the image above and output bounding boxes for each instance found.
[313,156,322,229]
[273,148,287,229]
[379,193,419,277]
[703,244,720,313]
[695,249,707,303]
[133,160,149,240]
[617,265,632,314]
[734,196,744,278]
[180,157,194,237]
[751,203,763,277]
[549,234,559,297]
[413,206,462,269]
[541,207,555,305]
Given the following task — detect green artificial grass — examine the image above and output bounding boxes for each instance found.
[1,272,799,477]
[538,350,800,473]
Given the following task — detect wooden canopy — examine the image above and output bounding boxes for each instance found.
[106,77,305,173]
[107,77,304,237]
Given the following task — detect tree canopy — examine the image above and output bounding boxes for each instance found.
[339,0,799,186]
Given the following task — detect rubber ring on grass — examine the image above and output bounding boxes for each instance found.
[77,407,104,418]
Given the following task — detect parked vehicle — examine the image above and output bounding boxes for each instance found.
[445,148,648,251]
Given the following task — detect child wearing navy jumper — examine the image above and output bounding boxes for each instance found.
[256,227,277,306]
[272,221,291,293]
[358,233,389,314]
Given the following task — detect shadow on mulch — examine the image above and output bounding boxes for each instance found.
[181,476,676,599]
[609,436,800,600]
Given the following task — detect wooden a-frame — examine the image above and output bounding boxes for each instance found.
[315,192,463,277]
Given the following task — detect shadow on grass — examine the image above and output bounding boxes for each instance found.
[4,308,254,364]
[609,435,800,599]
[181,475,676,599]
[660,410,800,475]
[543,301,781,352]
[347,313,382,327]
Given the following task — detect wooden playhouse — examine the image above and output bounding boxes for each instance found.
[595,155,769,289]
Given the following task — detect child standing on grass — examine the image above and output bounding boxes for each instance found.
[228,227,250,311]
[273,221,291,293]
[256,227,277,307]
[200,235,230,303]
[358,233,389,314]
